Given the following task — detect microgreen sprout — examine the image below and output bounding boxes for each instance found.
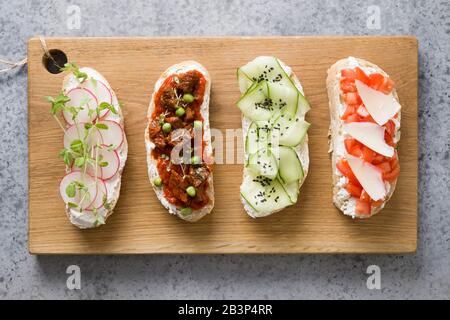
[47,62,123,215]
[60,62,88,83]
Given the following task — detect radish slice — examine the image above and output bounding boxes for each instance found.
[71,162,103,180]
[81,79,112,119]
[63,88,98,125]
[59,171,98,210]
[95,145,120,180]
[96,120,124,149]
[63,122,103,150]
[86,178,107,210]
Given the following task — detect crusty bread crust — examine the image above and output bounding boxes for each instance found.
[239,58,310,218]
[144,61,214,222]
[327,57,400,218]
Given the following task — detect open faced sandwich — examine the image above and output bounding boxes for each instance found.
[327,57,401,218]
[47,63,128,228]
[236,56,311,218]
[145,61,214,222]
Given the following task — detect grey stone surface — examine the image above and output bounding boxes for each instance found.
[0,0,449,299]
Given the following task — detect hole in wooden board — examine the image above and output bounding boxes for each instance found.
[42,49,68,74]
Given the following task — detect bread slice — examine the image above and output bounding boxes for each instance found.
[145,61,214,222]
[62,67,128,228]
[327,57,401,218]
[239,58,310,218]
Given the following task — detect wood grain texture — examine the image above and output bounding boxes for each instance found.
[28,36,418,254]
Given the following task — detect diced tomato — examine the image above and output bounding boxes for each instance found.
[346,183,362,198]
[345,113,361,123]
[340,80,357,93]
[383,165,400,182]
[341,68,356,81]
[356,105,369,117]
[341,105,355,120]
[379,77,395,94]
[372,199,384,207]
[369,73,385,90]
[344,92,361,105]
[372,154,385,165]
[362,146,375,163]
[385,120,395,138]
[344,138,357,153]
[376,161,391,174]
[389,156,399,169]
[355,67,370,85]
[349,144,363,158]
[360,190,372,203]
[385,132,395,147]
[356,199,371,215]
[336,158,360,186]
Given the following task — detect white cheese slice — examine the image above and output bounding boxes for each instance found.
[344,122,394,157]
[355,80,401,126]
[346,154,386,201]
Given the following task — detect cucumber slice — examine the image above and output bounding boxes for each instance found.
[277,146,304,184]
[297,91,311,116]
[237,68,254,94]
[236,81,272,121]
[241,171,292,214]
[245,122,259,155]
[247,148,278,180]
[240,56,298,91]
[271,114,310,147]
[278,178,300,203]
[267,82,299,118]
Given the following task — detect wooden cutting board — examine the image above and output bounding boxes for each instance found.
[28,36,418,254]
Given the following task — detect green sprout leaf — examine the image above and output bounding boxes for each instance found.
[68,202,78,208]
[99,161,108,167]
[46,92,70,115]
[84,123,93,130]
[70,139,84,153]
[60,62,88,83]
[94,214,105,227]
[95,123,108,130]
[74,157,85,167]
[99,102,118,115]
[66,182,76,198]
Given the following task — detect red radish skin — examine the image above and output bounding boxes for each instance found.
[96,120,125,150]
[62,87,99,125]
